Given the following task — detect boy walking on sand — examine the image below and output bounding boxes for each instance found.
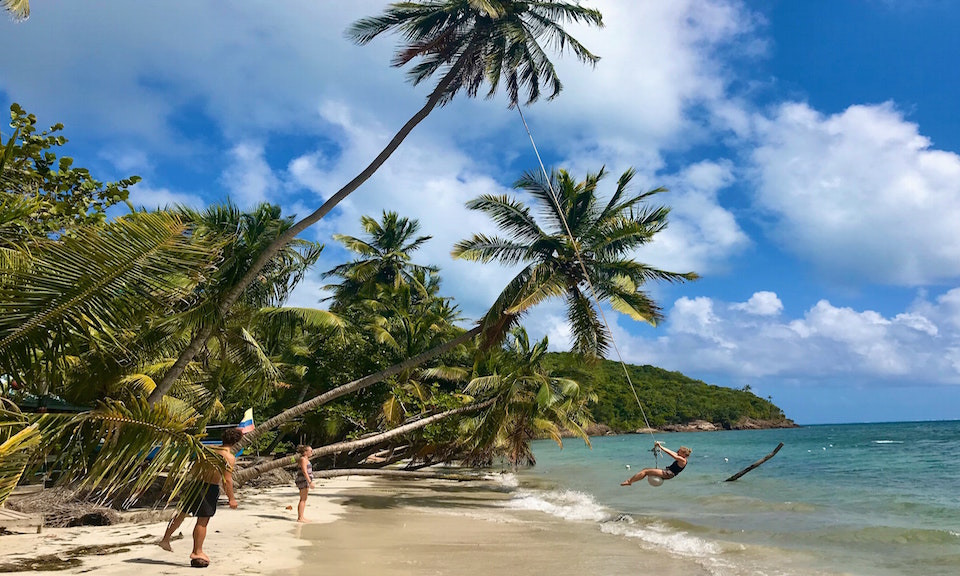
[158,427,242,568]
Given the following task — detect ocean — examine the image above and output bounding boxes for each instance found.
[508,421,960,576]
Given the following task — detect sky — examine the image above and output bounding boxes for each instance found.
[3,1,960,424]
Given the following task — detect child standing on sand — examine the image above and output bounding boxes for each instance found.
[295,445,315,522]
[158,427,242,568]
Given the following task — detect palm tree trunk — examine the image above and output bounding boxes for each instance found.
[310,468,484,481]
[235,325,481,451]
[233,398,494,484]
[146,57,473,406]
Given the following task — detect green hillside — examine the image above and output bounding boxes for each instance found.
[542,353,791,432]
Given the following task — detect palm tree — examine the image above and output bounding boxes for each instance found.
[324,210,436,304]
[148,0,604,404]
[462,327,594,470]
[453,166,698,356]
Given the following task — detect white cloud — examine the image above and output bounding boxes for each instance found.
[620,290,960,385]
[645,160,750,275]
[544,0,763,166]
[751,102,960,286]
[128,185,205,210]
[731,291,783,316]
[221,142,278,208]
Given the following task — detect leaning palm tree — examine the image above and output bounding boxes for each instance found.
[148,0,604,404]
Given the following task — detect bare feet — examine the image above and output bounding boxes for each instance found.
[620,480,632,486]
[297,517,311,523]
[190,553,211,567]
[157,532,183,551]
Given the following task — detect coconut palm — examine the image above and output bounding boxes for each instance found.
[324,210,436,305]
[462,327,594,470]
[454,166,699,356]
[148,0,604,404]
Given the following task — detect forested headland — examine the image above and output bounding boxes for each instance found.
[544,352,795,433]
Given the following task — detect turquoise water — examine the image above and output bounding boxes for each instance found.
[513,421,960,576]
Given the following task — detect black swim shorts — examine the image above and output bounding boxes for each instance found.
[182,482,220,518]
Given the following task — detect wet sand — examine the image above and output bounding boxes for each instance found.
[298,479,710,576]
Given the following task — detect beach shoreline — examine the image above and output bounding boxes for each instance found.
[296,475,709,576]
[0,478,363,575]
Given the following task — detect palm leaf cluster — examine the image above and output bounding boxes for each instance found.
[1,0,29,21]
[324,211,435,303]
[347,0,603,106]
[0,211,218,396]
[454,167,698,356]
[462,327,594,469]
[29,398,226,507]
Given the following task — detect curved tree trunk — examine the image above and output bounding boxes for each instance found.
[310,468,485,482]
[234,325,481,451]
[147,59,470,406]
[234,398,494,484]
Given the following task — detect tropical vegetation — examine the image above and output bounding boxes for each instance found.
[0,1,792,510]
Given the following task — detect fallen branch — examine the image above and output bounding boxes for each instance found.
[725,442,784,482]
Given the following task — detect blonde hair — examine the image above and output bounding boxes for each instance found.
[296,444,311,456]
[678,446,692,457]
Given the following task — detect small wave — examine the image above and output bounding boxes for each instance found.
[872,440,904,444]
[504,488,612,522]
[815,525,960,546]
[487,471,519,488]
[600,518,724,557]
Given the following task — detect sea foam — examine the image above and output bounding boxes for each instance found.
[504,487,612,522]
[599,518,724,557]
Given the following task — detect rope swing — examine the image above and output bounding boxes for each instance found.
[516,105,662,475]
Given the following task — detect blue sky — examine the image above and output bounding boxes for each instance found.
[3,1,960,424]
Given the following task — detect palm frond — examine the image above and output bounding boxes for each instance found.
[450,233,530,265]
[30,398,217,506]
[0,212,216,374]
[1,0,29,22]
[0,422,39,506]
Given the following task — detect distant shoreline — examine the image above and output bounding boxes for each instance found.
[579,417,799,437]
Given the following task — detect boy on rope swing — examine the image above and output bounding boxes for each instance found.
[621,441,691,486]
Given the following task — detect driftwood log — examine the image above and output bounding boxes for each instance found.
[725,442,783,482]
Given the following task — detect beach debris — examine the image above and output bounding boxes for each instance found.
[725,442,784,482]
[4,487,120,527]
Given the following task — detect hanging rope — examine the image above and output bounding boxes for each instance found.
[516,105,659,468]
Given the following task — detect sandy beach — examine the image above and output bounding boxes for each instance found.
[0,478,362,575]
[2,475,707,576]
